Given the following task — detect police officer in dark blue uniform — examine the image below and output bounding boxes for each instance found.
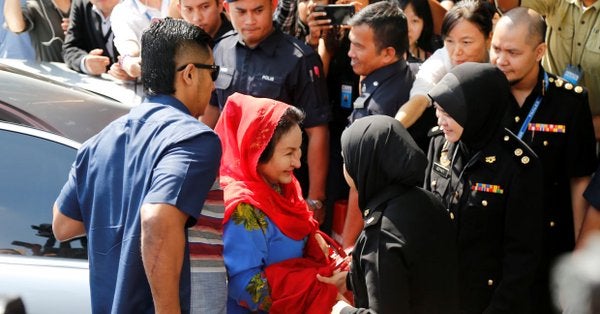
[201,0,331,223]
[425,63,544,314]
[490,8,598,313]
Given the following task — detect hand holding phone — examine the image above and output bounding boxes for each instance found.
[314,4,355,26]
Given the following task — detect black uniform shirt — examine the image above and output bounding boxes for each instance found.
[210,27,330,128]
[349,59,414,123]
[425,129,544,314]
[506,69,598,255]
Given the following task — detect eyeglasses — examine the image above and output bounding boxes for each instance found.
[176,63,220,81]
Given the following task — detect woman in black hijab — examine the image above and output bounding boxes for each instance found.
[319,115,459,314]
[425,62,544,314]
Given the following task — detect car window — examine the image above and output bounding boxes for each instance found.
[0,129,87,259]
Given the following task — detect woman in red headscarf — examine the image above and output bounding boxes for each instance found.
[214,93,342,314]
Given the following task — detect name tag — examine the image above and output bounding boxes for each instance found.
[432,162,449,178]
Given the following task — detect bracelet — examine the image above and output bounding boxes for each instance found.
[307,199,324,211]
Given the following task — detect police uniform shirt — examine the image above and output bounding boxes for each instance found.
[349,59,414,123]
[210,27,330,128]
[425,130,544,313]
[506,70,598,255]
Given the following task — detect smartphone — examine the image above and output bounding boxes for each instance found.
[314,4,355,26]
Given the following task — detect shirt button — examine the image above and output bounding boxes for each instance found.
[514,116,520,123]
[578,42,582,46]
[543,140,549,146]
[514,148,523,156]
[550,221,556,227]
[481,200,488,207]
[504,135,510,142]
[450,212,455,220]
[488,279,494,286]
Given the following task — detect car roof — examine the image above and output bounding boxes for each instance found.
[0,65,131,143]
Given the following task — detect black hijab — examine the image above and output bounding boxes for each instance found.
[341,115,428,211]
[428,62,510,152]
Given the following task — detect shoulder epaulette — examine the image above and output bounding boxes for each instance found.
[501,128,538,166]
[547,76,586,96]
[428,125,443,137]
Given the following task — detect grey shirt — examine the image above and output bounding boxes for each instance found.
[21,0,67,62]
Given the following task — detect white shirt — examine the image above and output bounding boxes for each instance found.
[110,0,169,56]
[409,47,453,98]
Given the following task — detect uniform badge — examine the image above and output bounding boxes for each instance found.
[485,156,496,163]
[433,162,450,178]
[471,183,504,194]
[528,123,566,133]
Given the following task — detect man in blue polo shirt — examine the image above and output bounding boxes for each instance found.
[52,18,222,313]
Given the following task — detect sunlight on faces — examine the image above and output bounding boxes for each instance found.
[444,19,490,66]
[348,24,392,76]
[179,0,223,37]
[404,3,424,51]
[224,0,276,48]
[435,104,463,143]
[490,20,545,86]
[257,124,303,186]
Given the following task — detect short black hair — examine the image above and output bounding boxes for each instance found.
[258,107,305,164]
[349,1,409,57]
[141,18,214,96]
[441,0,494,39]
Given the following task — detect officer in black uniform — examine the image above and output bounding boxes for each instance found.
[490,8,598,313]
[425,63,544,314]
[201,0,331,223]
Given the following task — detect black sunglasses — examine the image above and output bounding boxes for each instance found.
[176,63,220,81]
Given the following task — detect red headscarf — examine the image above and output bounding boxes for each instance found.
[215,93,343,313]
[214,92,317,240]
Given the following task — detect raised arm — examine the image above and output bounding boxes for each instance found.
[4,0,27,33]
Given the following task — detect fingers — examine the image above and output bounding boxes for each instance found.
[314,233,330,257]
[89,48,104,55]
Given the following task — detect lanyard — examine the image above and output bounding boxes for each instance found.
[517,71,549,139]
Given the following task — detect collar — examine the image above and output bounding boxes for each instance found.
[362,184,409,217]
[131,0,161,18]
[361,60,408,94]
[567,0,600,9]
[519,66,548,109]
[146,94,191,115]
[215,13,233,40]
[232,26,281,57]
[92,4,111,23]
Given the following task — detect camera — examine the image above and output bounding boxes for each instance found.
[314,4,355,26]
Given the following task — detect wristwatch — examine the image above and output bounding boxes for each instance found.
[306,199,324,211]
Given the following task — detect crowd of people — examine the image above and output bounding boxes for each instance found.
[2,0,597,312]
